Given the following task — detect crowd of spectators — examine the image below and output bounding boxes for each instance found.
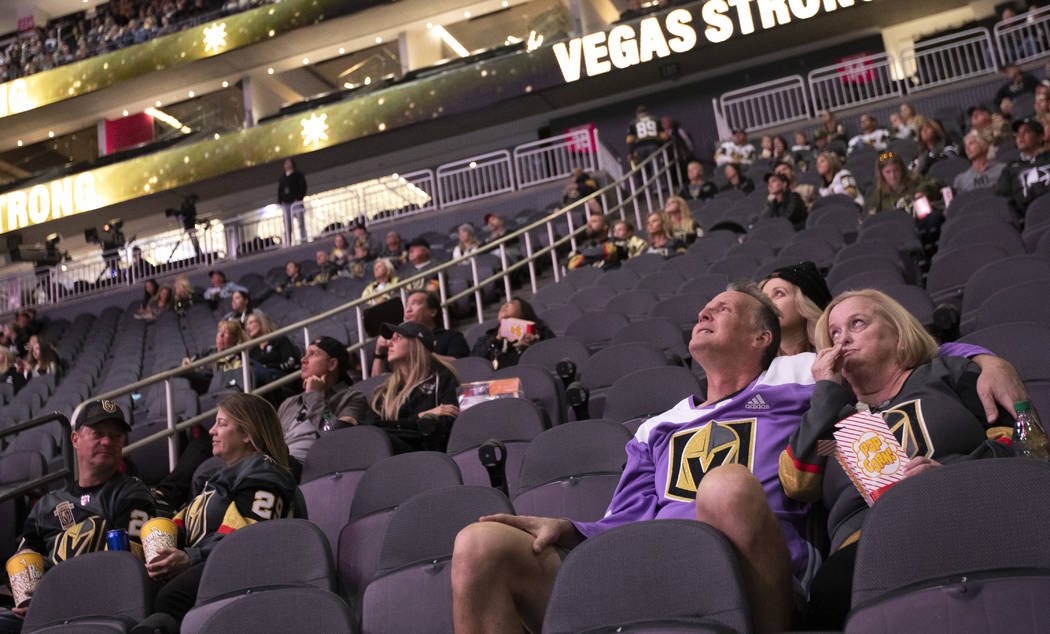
[0,0,273,82]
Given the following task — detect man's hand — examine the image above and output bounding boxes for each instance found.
[303,374,327,392]
[812,343,845,384]
[145,548,191,581]
[374,336,390,355]
[972,354,1028,422]
[902,456,942,479]
[479,514,583,553]
[513,332,540,351]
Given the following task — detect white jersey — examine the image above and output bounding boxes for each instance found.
[715,140,756,165]
[847,128,890,154]
[819,169,864,207]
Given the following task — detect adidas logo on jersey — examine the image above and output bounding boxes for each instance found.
[745,394,769,410]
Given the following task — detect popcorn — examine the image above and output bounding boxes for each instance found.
[833,410,909,506]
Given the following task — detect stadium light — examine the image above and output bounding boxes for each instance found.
[432,25,470,58]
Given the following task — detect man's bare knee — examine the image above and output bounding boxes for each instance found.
[695,464,770,532]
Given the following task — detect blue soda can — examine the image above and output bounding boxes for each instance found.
[106,529,130,551]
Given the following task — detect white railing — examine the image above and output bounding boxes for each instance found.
[808,52,903,113]
[513,128,599,189]
[130,220,227,276]
[899,28,998,93]
[436,150,515,208]
[994,6,1050,65]
[720,75,811,132]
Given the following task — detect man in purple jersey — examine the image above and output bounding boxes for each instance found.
[452,282,806,632]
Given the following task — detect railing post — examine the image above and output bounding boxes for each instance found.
[629,175,642,230]
[241,349,252,392]
[498,244,512,304]
[469,256,484,323]
[164,378,177,471]
[438,274,451,328]
[567,208,578,252]
[524,233,538,294]
[303,326,310,350]
[546,222,560,283]
[664,146,677,196]
[356,305,368,380]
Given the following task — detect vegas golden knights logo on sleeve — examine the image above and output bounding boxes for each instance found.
[665,419,756,502]
[880,399,933,459]
[184,490,215,546]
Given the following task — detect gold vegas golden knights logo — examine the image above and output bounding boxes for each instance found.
[665,419,756,502]
[184,490,215,545]
[100,399,118,413]
[51,516,107,564]
[880,399,933,459]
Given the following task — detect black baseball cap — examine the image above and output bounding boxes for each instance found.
[1013,117,1046,136]
[76,399,131,432]
[309,336,350,377]
[767,261,833,310]
[380,321,435,351]
[405,237,430,249]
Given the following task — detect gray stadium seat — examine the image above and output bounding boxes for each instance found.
[198,587,355,634]
[577,342,669,418]
[958,321,1050,382]
[493,364,569,426]
[446,398,547,495]
[603,366,703,432]
[926,245,1010,310]
[564,312,630,352]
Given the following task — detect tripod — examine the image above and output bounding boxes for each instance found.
[166,222,204,263]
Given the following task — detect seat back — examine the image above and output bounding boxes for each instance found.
[493,364,568,426]
[578,342,669,392]
[300,425,393,483]
[958,322,1050,381]
[22,551,150,633]
[446,398,548,493]
[518,336,589,373]
[604,367,703,431]
[198,587,355,634]
[565,312,631,351]
[542,520,750,634]
[926,245,1010,309]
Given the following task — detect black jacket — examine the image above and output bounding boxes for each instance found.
[277,170,307,204]
[364,365,460,452]
[471,323,555,370]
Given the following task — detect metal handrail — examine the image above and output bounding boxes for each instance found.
[0,412,74,502]
[67,141,679,471]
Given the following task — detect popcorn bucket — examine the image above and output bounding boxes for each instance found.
[6,552,45,608]
[141,518,178,563]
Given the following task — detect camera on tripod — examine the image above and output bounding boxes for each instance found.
[165,194,199,230]
[84,219,127,252]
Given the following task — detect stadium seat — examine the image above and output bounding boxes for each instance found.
[542,520,750,634]
[621,253,668,276]
[707,254,762,280]
[22,551,150,633]
[926,245,1011,310]
[649,293,709,334]
[958,321,1050,382]
[603,366,703,432]
[563,266,603,288]
[826,255,903,293]
[778,237,838,269]
[538,305,584,337]
[613,317,690,365]
[449,356,494,383]
[446,398,548,495]
[569,285,620,313]
[939,221,1023,253]
[577,342,669,418]
[512,419,632,521]
[299,426,394,549]
[493,364,569,426]
[675,273,730,299]
[747,217,796,253]
[727,239,775,262]
[565,312,630,352]
[603,288,662,320]
[959,256,1050,333]
[518,336,589,375]
[361,485,514,634]
[198,587,356,634]
[337,452,461,613]
[881,284,936,329]
[846,459,1050,633]
[597,267,641,288]
[635,270,686,299]
[926,155,970,184]
[180,519,336,633]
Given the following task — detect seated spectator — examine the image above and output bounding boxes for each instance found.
[245,311,301,385]
[867,151,941,216]
[677,161,718,201]
[663,196,697,243]
[816,152,864,207]
[347,238,373,278]
[181,320,249,394]
[775,162,817,209]
[995,62,1039,111]
[898,102,925,138]
[365,322,460,452]
[611,220,648,259]
[138,393,297,632]
[131,246,159,279]
[721,162,755,194]
[330,233,352,268]
[222,290,252,324]
[1,321,25,357]
[968,104,1011,148]
[913,119,957,175]
[2,400,155,624]
[276,336,366,466]
[401,237,440,292]
[770,135,794,166]
[380,231,405,264]
[791,130,812,167]
[715,129,755,166]
[202,270,246,302]
[471,298,554,370]
[173,274,201,316]
[761,172,807,229]
[847,113,890,155]
[995,117,1050,216]
[785,289,1017,628]
[562,168,600,214]
[311,250,341,285]
[351,221,375,257]
[143,286,175,321]
[362,258,400,305]
[136,278,160,318]
[484,213,512,243]
[758,135,774,159]
[643,211,686,257]
[275,261,308,293]
[567,214,619,271]
[373,290,470,376]
[954,131,1006,192]
[760,261,831,355]
[0,347,26,394]
[19,335,60,380]
[819,109,849,144]
[888,112,912,140]
[452,223,482,260]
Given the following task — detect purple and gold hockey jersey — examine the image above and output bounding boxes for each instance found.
[573,353,820,585]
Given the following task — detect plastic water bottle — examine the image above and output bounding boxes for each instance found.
[1013,401,1049,461]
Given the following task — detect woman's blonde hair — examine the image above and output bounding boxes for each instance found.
[759,277,824,350]
[646,211,673,237]
[664,196,693,232]
[373,257,394,281]
[814,289,938,368]
[371,337,458,420]
[217,320,250,347]
[0,347,14,373]
[216,392,290,469]
[174,274,193,297]
[818,152,843,182]
[247,310,277,336]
